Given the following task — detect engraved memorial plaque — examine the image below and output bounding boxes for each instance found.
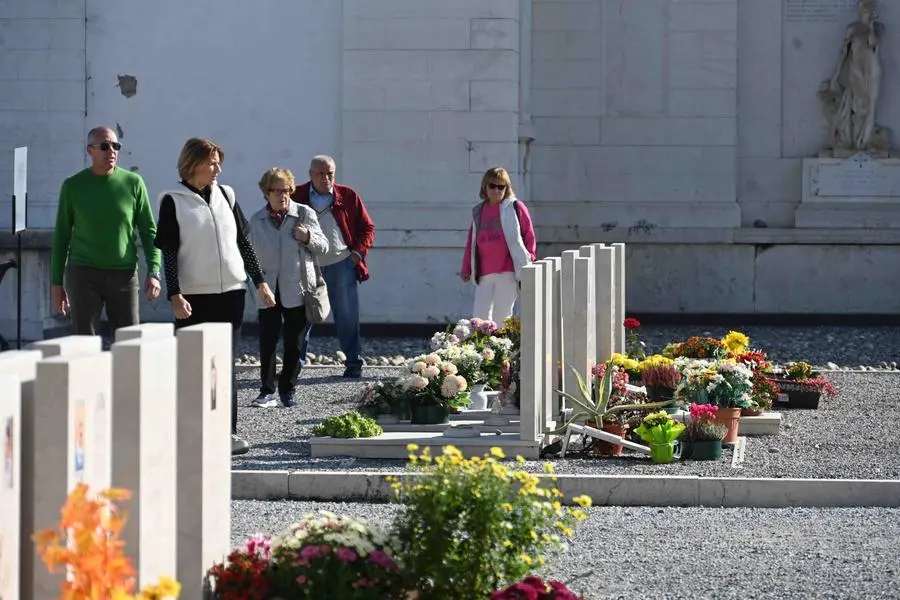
[810,154,900,199]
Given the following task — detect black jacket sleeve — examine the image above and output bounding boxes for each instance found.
[154,195,183,299]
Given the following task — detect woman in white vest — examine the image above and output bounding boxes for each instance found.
[247,168,327,409]
[460,166,537,323]
[154,137,276,457]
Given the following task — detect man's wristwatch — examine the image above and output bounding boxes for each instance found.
[149,272,161,280]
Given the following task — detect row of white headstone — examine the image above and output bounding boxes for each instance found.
[515,243,626,442]
[0,322,233,600]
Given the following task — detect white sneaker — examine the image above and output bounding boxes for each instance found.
[251,393,279,408]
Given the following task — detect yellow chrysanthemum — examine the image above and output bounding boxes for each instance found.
[722,330,750,354]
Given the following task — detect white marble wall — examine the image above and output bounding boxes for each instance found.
[529,0,741,231]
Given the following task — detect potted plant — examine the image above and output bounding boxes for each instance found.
[640,357,682,408]
[392,445,592,600]
[633,411,685,464]
[555,361,672,450]
[770,361,838,409]
[586,363,632,456]
[401,353,470,424]
[357,379,410,423]
[679,404,727,461]
[674,358,753,444]
[662,336,725,360]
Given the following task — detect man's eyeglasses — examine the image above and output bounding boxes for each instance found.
[487,183,507,191]
[88,142,122,152]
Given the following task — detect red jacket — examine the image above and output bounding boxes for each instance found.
[292,182,375,282]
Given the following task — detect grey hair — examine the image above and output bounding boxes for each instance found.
[87,126,116,144]
[309,155,336,170]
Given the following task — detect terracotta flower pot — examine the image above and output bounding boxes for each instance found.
[714,407,741,444]
[741,408,763,417]
[586,421,627,456]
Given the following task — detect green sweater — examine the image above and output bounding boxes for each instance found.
[51,167,161,285]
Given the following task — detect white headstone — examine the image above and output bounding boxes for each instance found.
[518,264,543,442]
[111,336,177,587]
[32,352,112,599]
[0,374,21,600]
[29,335,102,359]
[572,256,596,389]
[560,251,579,406]
[535,259,555,431]
[611,243,626,354]
[592,244,616,364]
[115,323,175,343]
[175,323,232,599]
[543,257,564,418]
[0,351,40,600]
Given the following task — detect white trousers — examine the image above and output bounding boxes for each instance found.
[472,272,518,323]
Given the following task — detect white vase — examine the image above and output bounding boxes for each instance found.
[468,384,490,410]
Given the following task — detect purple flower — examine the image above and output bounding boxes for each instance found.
[300,545,322,560]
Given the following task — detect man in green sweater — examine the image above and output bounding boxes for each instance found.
[50,126,162,335]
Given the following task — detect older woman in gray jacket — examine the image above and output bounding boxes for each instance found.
[248,167,328,407]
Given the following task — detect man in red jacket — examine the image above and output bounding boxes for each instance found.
[292,155,375,377]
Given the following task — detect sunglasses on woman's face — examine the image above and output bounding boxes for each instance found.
[488,183,507,191]
[88,142,122,152]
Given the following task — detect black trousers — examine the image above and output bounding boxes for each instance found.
[174,289,245,434]
[258,287,307,395]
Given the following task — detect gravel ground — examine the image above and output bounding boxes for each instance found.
[232,364,900,479]
[235,324,900,370]
[230,500,900,599]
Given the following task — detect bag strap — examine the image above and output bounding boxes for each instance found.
[219,184,235,209]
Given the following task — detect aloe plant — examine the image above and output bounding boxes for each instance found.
[554,361,675,433]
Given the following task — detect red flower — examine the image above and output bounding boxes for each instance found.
[623,317,641,330]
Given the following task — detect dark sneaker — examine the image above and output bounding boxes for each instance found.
[231,434,250,456]
[343,366,362,378]
[280,392,297,408]
[251,393,279,408]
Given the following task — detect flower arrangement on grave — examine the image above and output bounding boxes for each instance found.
[356,379,409,419]
[312,411,384,438]
[439,318,516,389]
[663,336,726,360]
[680,404,727,442]
[205,535,272,600]
[434,343,484,387]
[33,483,181,600]
[264,512,404,599]
[678,403,727,461]
[624,317,646,361]
[639,357,682,405]
[673,358,754,410]
[769,361,838,405]
[388,445,592,600]
[490,576,584,600]
[400,353,470,408]
[634,411,685,464]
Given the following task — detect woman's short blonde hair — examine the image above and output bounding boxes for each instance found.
[258,168,296,195]
[177,138,224,181]
[479,166,514,201]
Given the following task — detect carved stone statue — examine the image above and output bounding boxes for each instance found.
[819,0,890,156]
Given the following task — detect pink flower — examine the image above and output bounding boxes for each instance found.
[300,545,322,560]
[368,550,397,571]
[352,577,374,588]
[336,547,358,563]
[296,575,308,585]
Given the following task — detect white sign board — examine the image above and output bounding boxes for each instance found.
[13,147,27,233]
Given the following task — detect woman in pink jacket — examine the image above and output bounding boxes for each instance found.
[461,166,537,323]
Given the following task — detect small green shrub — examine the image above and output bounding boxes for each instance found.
[312,411,383,438]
